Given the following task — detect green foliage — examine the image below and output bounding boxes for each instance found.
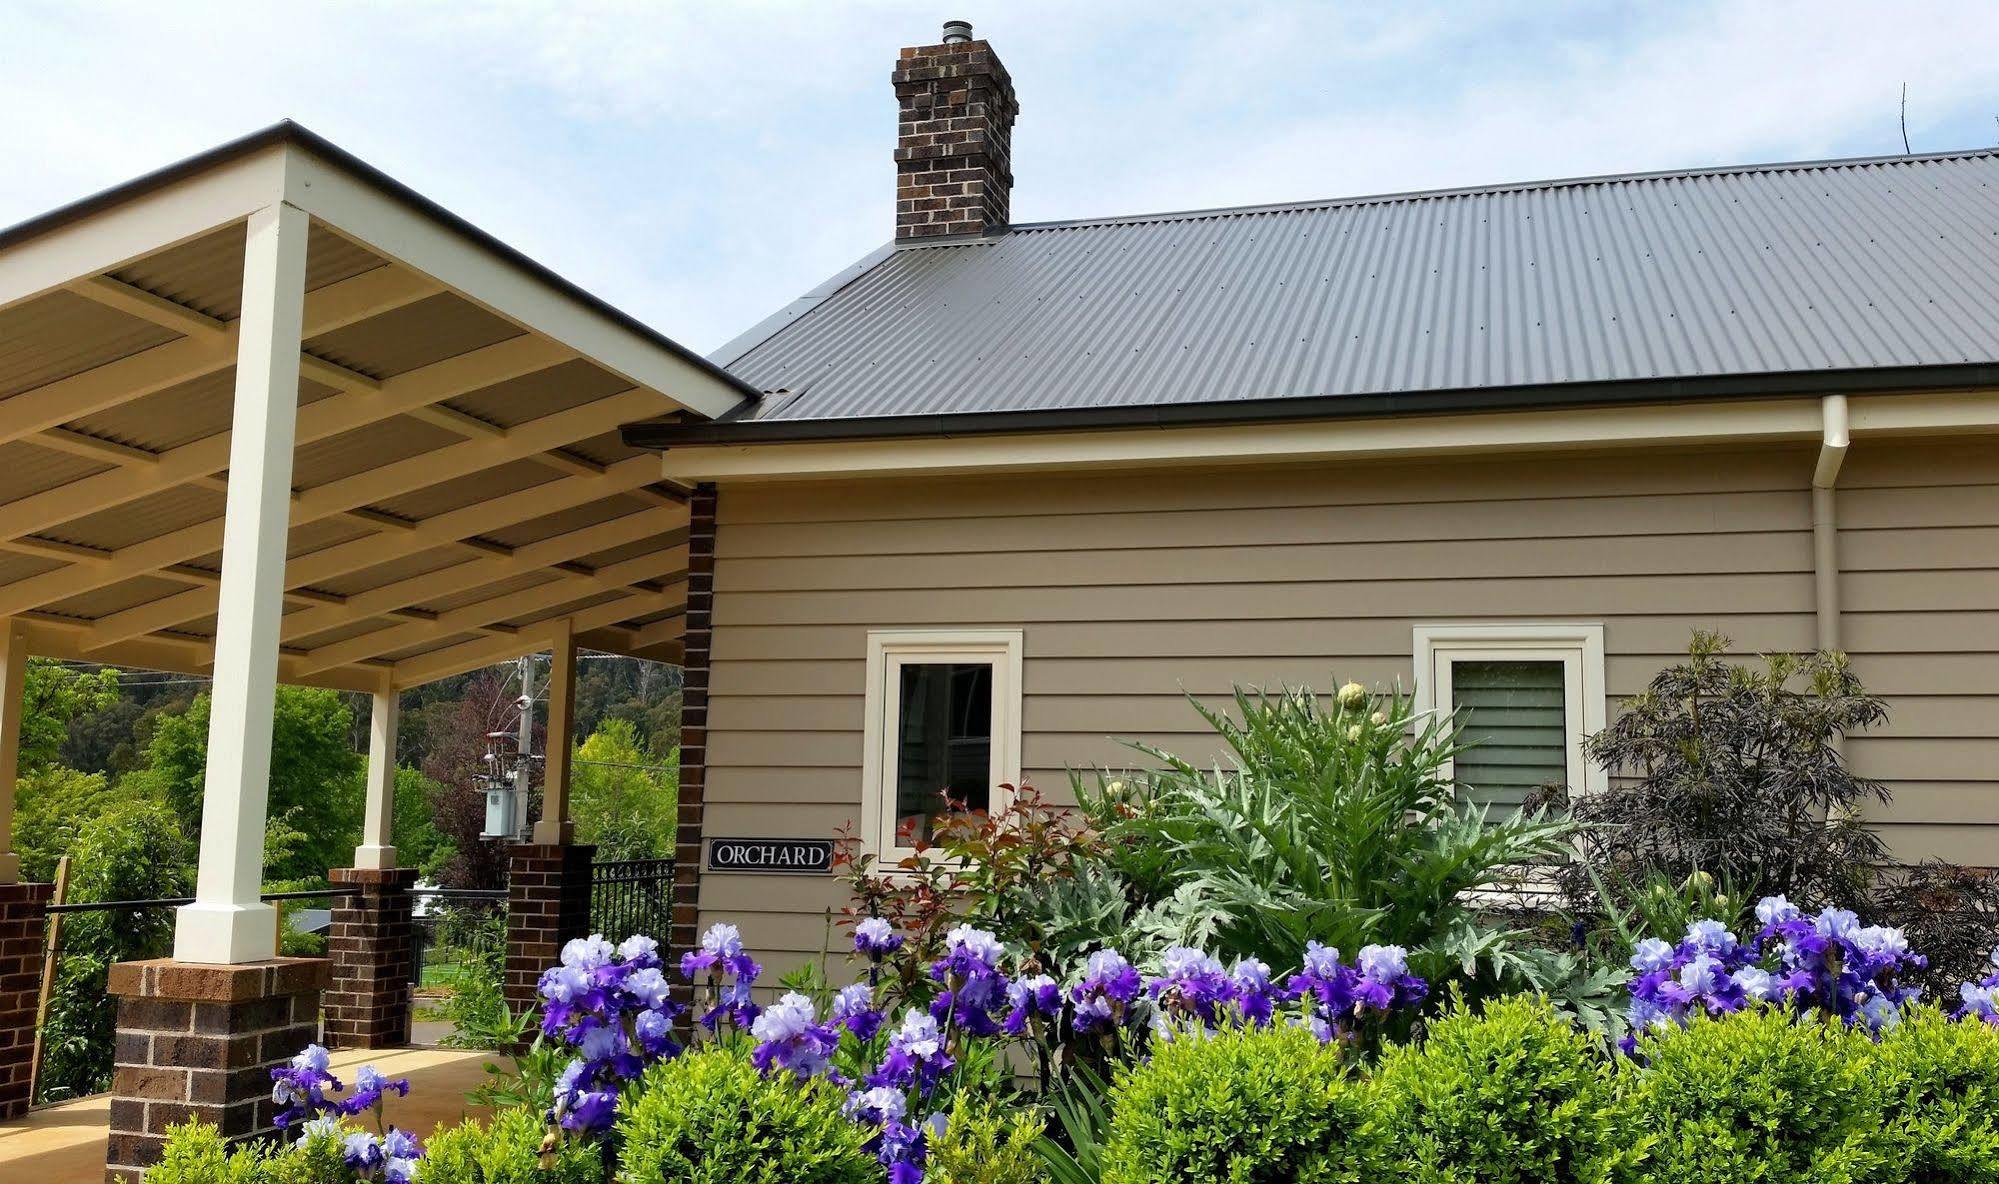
[1080,683,1575,994]
[1373,994,1622,1184]
[617,1047,876,1184]
[421,1109,605,1184]
[1611,1008,1882,1184]
[569,719,677,860]
[1101,1022,1382,1184]
[147,1121,352,1184]
[390,764,448,871]
[927,1091,1046,1184]
[135,686,363,881]
[1865,1006,1999,1184]
[21,657,120,774]
[1036,1061,1113,1184]
[418,911,518,1051]
[11,763,120,881]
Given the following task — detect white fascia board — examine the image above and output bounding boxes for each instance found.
[0,147,285,313]
[281,144,743,420]
[660,397,1827,482]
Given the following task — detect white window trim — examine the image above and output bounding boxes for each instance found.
[1412,623,1608,797]
[860,629,1024,860]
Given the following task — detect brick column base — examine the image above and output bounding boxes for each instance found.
[324,867,418,1050]
[0,880,52,1120]
[502,843,595,1022]
[105,957,329,1184]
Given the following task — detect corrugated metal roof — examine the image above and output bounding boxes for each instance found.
[723,150,1999,422]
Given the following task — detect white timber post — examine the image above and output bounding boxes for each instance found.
[354,685,400,869]
[173,201,309,964]
[0,621,27,884]
[532,620,578,846]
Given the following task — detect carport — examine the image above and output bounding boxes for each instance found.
[0,121,743,1177]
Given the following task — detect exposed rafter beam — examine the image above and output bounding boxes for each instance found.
[53,455,668,645]
[0,389,658,633]
[391,588,685,687]
[0,332,574,546]
[65,275,229,339]
[11,266,438,450]
[292,549,687,676]
[274,509,686,645]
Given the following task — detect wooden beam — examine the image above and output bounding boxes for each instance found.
[65,275,228,339]
[291,549,687,676]
[49,454,665,643]
[391,587,684,687]
[275,508,685,644]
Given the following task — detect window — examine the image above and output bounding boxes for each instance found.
[1413,624,1607,807]
[861,630,1023,857]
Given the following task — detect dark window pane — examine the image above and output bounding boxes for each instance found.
[894,662,993,842]
[1451,659,1567,815]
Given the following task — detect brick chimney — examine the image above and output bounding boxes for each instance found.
[893,21,1018,240]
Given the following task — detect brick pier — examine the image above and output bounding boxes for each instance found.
[104,957,328,1183]
[324,866,419,1050]
[502,843,595,1023]
[0,880,52,1120]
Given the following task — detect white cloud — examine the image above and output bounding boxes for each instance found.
[3,1,1996,351]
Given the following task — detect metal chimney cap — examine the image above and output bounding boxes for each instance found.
[940,20,973,43]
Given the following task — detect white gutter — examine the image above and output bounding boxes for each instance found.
[1812,395,1850,653]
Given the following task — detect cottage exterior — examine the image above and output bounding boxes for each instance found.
[623,27,1999,983]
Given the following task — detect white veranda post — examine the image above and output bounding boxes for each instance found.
[532,621,577,845]
[0,621,27,884]
[173,202,309,964]
[355,688,401,869]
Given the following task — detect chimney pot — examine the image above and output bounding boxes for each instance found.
[940,20,973,44]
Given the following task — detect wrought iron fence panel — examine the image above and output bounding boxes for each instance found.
[589,857,675,945]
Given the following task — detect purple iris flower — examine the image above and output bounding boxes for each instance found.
[682,923,762,1031]
[750,992,842,1081]
[269,1043,341,1129]
[1002,974,1063,1035]
[833,981,884,1041]
[928,925,1011,1036]
[337,1063,410,1117]
[1149,946,1235,1032]
[342,1132,383,1170]
[855,917,905,960]
[864,1010,955,1097]
[1352,944,1428,1013]
[1070,949,1142,1035]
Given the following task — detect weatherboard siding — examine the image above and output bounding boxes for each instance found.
[692,439,1996,976]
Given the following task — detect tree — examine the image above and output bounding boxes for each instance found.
[570,719,678,861]
[420,669,530,889]
[1558,631,1889,911]
[125,686,364,883]
[19,658,119,774]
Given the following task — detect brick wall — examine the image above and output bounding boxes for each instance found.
[502,843,595,1021]
[105,957,328,1183]
[323,866,419,1050]
[894,37,1017,239]
[671,485,716,973]
[0,880,51,1120]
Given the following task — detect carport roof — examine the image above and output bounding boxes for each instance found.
[0,121,742,689]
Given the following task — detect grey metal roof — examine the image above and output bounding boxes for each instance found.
[717,149,1999,426]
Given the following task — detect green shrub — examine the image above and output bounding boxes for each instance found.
[1372,995,1621,1184]
[1866,1006,1999,1183]
[1611,1007,1883,1184]
[616,1047,875,1184]
[420,1109,604,1184]
[928,1091,1045,1184]
[146,1121,349,1184]
[1101,1022,1380,1184]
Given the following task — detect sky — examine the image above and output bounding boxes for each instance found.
[4,1,1998,354]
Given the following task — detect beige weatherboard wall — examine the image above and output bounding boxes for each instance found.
[0,122,741,962]
[679,423,1999,985]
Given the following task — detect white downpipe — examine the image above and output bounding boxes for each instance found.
[1812,394,1850,655]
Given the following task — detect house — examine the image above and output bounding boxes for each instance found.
[621,24,1999,982]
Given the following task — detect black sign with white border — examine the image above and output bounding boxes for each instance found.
[705,836,835,875]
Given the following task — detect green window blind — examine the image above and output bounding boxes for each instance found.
[1451,658,1568,812]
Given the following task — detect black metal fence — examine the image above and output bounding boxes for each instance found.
[589,857,675,944]
[410,887,508,987]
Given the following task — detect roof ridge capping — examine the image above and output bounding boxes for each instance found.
[1007,145,1999,232]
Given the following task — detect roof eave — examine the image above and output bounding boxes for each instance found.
[622,362,1999,450]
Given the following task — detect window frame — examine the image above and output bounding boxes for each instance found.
[1411,623,1608,798]
[860,629,1024,859]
